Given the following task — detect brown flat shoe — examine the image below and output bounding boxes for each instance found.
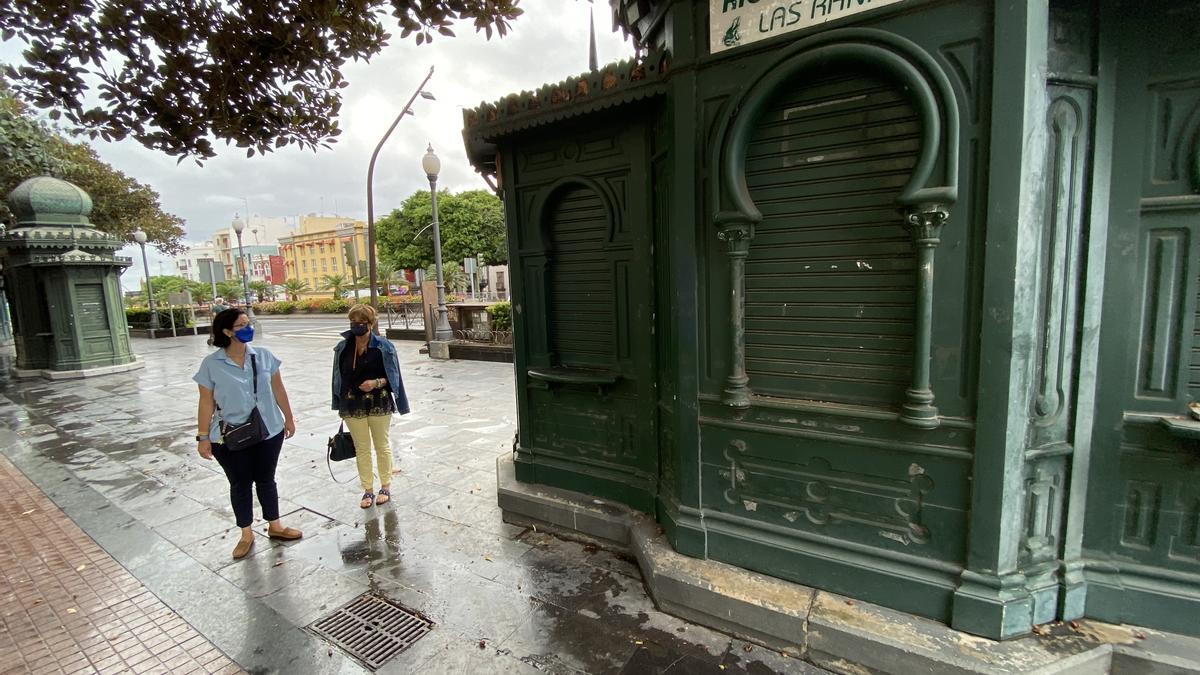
[232,536,255,559]
[267,526,303,541]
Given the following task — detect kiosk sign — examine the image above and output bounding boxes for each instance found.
[710,0,906,53]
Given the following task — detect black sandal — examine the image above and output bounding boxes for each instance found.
[376,487,391,506]
[359,492,375,509]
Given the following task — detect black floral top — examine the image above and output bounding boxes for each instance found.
[337,342,396,418]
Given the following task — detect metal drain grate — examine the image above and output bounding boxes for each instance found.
[309,593,433,670]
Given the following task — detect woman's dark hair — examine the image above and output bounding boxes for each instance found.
[211,308,246,348]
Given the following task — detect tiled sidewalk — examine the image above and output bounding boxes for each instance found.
[0,455,241,675]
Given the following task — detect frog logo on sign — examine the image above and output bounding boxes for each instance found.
[710,0,907,54]
[722,16,743,47]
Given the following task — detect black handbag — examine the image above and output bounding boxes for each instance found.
[218,355,268,451]
[326,422,357,483]
[328,423,356,461]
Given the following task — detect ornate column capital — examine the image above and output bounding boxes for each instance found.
[904,204,949,248]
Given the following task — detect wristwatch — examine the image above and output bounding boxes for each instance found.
[196,434,210,442]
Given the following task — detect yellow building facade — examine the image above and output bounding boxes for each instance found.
[278,216,370,298]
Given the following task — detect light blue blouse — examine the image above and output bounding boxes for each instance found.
[193,345,285,442]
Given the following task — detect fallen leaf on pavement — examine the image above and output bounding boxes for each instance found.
[75,565,87,572]
[21,509,34,515]
[66,608,77,614]
[483,555,493,562]
[273,561,285,568]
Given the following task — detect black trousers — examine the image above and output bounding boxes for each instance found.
[212,431,284,528]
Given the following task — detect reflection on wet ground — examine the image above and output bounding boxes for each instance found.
[0,320,826,673]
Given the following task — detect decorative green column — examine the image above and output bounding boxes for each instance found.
[950,0,1049,640]
[0,176,141,379]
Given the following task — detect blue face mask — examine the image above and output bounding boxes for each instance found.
[234,326,254,343]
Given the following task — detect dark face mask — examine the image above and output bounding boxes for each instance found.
[350,323,370,336]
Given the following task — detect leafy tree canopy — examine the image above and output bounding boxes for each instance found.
[0,1,523,160]
[0,87,186,252]
[377,188,506,271]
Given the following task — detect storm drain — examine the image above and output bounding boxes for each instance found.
[309,593,433,670]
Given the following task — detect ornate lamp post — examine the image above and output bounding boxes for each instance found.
[367,65,435,306]
[132,229,159,331]
[423,144,453,341]
[231,214,256,322]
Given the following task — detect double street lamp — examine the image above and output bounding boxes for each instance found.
[367,65,436,307]
[132,229,159,331]
[422,144,453,341]
[231,215,256,322]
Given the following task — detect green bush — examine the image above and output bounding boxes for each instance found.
[320,298,350,314]
[253,302,275,314]
[301,299,325,312]
[125,307,193,329]
[274,301,297,314]
[487,301,512,331]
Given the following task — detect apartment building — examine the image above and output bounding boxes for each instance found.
[278,215,369,297]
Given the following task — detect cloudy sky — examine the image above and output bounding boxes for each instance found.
[3,3,633,289]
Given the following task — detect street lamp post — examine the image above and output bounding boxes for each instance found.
[423,144,453,341]
[132,230,159,332]
[231,215,256,322]
[367,65,435,307]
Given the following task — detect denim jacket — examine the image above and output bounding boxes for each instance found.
[331,332,410,414]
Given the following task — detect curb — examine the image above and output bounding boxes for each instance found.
[495,454,1200,675]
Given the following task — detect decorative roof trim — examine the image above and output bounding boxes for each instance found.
[462,51,670,175]
[26,251,132,267]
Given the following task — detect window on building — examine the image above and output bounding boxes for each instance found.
[496,271,506,292]
[302,260,308,272]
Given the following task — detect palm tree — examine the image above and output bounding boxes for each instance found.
[281,278,310,301]
[321,274,350,299]
[248,280,272,303]
[376,260,398,296]
[188,281,212,304]
[216,280,243,303]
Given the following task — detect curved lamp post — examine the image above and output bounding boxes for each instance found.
[423,144,453,341]
[367,65,436,306]
[132,229,159,332]
[231,214,256,322]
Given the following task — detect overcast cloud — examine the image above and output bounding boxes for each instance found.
[2,3,633,289]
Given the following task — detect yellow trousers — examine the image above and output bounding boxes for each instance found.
[343,414,393,491]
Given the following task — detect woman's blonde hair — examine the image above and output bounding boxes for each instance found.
[347,304,377,324]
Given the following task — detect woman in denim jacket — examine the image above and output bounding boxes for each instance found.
[332,304,411,508]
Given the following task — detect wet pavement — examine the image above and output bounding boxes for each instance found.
[0,316,827,674]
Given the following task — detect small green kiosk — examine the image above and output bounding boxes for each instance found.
[464,0,1200,641]
[1,176,140,378]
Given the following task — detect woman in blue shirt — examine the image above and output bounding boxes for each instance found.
[194,308,303,559]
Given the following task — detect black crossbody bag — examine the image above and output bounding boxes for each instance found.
[217,354,268,451]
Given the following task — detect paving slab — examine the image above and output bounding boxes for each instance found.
[0,319,823,673]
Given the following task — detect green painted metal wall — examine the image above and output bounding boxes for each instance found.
[1081,0,1200,638]
[466,0,1200,642]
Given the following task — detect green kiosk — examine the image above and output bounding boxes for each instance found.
[1,176,140,379]
[463,0,1200,650]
